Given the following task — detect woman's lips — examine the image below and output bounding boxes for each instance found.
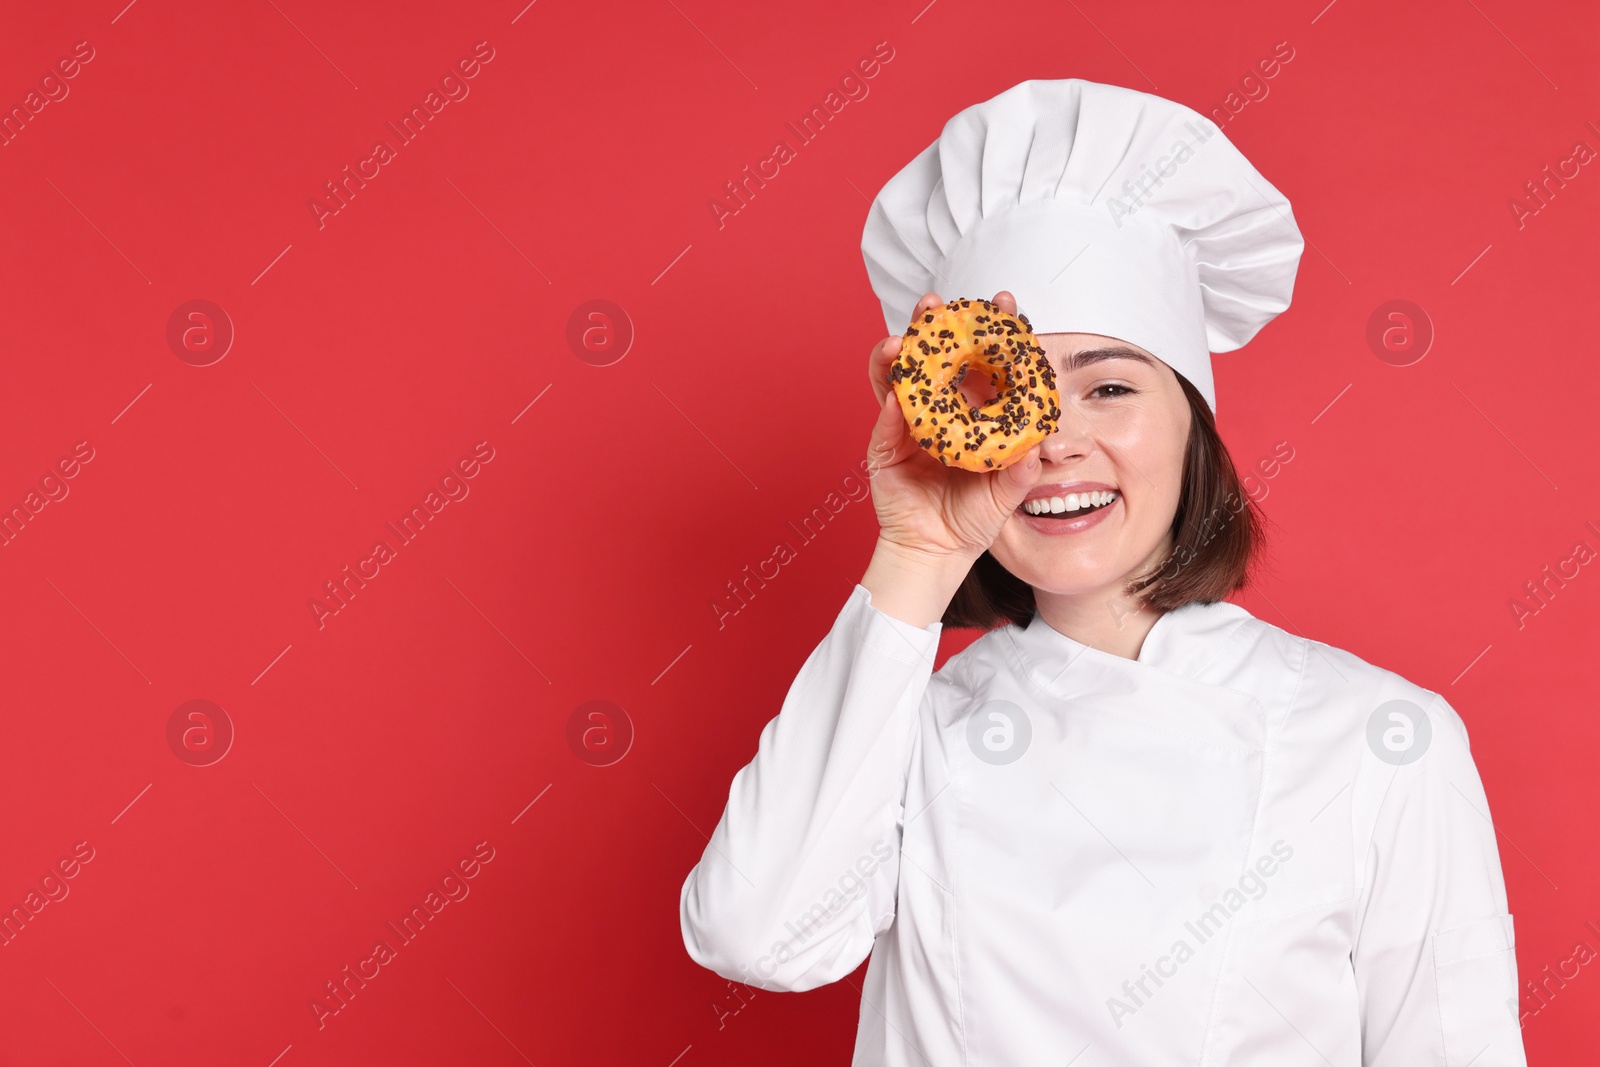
[1017,494,1119,535]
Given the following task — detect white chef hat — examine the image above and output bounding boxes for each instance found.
[860,78,1304,415]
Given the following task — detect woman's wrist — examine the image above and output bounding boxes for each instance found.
[860,538,978,630]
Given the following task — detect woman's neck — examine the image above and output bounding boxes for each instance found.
[1033,586,1164,661]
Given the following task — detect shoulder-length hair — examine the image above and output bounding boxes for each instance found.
[943,373,1266,630]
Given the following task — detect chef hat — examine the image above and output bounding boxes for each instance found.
[860,78,1303,414]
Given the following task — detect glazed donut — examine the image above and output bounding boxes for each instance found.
[888,298,1061,472]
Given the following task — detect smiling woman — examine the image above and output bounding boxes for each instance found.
[954,335,1262,629]
[681,77,1528,1067]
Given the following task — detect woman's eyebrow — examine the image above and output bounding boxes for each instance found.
[1062,346,1159,371]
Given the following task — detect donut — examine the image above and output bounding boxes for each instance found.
[888,298,1061,472]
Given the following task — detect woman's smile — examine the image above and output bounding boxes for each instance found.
[1016,481,1121,536]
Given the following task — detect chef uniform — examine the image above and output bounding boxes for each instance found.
[679,79,1526,1067]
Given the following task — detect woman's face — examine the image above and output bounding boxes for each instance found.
[987,333,1192,600]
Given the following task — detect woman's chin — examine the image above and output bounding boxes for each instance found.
[1006,558,1136,600]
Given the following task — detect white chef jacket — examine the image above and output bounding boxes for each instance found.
[680,583,1527,1066]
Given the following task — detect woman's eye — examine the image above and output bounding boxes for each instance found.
[1088,383,1135,399]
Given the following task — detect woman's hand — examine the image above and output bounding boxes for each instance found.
[863,290,1042,569]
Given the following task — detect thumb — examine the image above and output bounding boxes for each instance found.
[994,444,1040,507]
[867,388,914,473]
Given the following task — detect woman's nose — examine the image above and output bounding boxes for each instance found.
[1038,397,1095,462]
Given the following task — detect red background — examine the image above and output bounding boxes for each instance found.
[0,0,1594,1063]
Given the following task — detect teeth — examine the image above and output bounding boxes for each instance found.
[1023,490,1118,515]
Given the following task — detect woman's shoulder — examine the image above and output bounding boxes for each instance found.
[1219,606,1473,754]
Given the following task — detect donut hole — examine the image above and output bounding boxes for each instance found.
[954,361,1002,409]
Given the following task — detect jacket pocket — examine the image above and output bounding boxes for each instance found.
[1434,913,1525,1067]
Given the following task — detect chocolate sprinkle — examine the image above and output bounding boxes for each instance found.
[889,297,1061,472]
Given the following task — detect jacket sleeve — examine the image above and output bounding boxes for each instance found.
[1352,691,1527,1066]
[679,582,942,992]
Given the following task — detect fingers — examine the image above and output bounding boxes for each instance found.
[991,290,1018,316]
[868,334,902,407]
[866,389,916,475]
[870,292,944,405]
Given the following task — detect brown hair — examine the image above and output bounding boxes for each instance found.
[943,372,1266,629]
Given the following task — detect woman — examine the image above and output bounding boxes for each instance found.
[679,79,1526,1066]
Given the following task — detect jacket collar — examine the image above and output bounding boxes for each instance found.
[1011,596,1254,685]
